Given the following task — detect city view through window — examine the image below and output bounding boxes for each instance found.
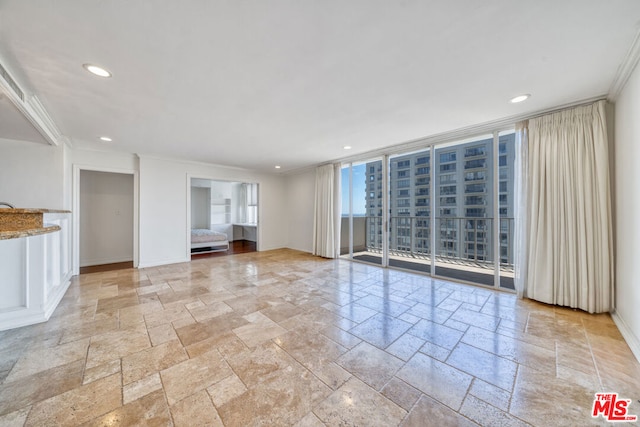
[341,132,515,290]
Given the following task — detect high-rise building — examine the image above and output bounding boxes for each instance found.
[364,134,515,265]
[364,162,383,252]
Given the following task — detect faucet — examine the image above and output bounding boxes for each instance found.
[0,202,15,208]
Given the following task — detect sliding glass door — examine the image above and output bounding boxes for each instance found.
[498,131,516,290]
[433,135,497,285]
[387,148,431,273]
[341,159,384,266]
[340,130,517,291]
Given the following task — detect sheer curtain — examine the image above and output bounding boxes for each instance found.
[519,100,613,313]
[246,183,258,224]
[238,184,247,223]
[238,183,258,223]
[313,163,341,258]
[513,121,529,298]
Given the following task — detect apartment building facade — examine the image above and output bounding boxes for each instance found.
[364,133,515,266]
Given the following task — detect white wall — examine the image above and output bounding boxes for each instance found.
[63,143,72,210]
[79,170,134,266]
[285,168,315,253]
[190,187,210,229]
[2,142,301,269]
[0,138,65,208]
[138,156,288,268]
[72,148,139,173]
[613,62,640,361]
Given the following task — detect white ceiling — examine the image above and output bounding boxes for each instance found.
[1,1,639,173]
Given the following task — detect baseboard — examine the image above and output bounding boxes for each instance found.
[0,309,48,332]
[611,310,640,364]
[0,275,71,332]
[284,244,313,254]
[137,257,190,269]
[43,275,72,319]
[80,256,133,267]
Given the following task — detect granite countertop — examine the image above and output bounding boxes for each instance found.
[0,208,71,214]
[0,225,61,240]
[0,209,70,239]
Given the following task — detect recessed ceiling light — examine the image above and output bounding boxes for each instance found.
[275,165,281,169]
[83,64,112,78]
[510,94,530,103]
[99,136,112,142]
[343,146,352,150]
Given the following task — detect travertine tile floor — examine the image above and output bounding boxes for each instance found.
[0,249,638,426]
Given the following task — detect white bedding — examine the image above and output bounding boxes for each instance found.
[191,229,227,244]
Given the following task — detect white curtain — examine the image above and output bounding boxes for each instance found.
[238,184,247,223]
[245,183,258,224]
[313,163,341,258]
[513,121,529,298]
[522,100,613,313]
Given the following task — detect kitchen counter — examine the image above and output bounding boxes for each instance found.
[0,225,61,240]
[0,210,72,331]
[0,208,71,237]
[0,208,71,214]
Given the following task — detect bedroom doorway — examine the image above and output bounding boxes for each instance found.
[188,178,258,259]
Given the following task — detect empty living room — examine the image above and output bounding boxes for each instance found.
[1,1,640,426]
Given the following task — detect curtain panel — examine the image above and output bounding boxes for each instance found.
[521,100,613,313]
[313,164,341,258]
[513,121,529,298]
[238,184,247,223]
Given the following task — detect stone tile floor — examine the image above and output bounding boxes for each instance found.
[0,249,638,426]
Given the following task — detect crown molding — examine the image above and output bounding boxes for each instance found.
[608,28,640,102]
[24,95,68,146]
[136,153,255,172]
[304,95,606,173]
[0,59,67,146]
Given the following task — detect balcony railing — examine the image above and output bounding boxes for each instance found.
[346,215,514,272]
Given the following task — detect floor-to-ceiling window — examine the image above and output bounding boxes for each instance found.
[340,159,384,266]
[498,131,516,290]
[433,135,497,285]
[340,130,517,291]
[387,148,431,273]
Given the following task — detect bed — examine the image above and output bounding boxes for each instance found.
[190,229,229,253]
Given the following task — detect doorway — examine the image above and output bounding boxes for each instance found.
[74,167,138,274]
[188,177,259,259]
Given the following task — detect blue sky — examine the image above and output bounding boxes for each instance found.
[341,164,367,215]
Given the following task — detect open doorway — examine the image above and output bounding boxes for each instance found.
[189,178,258,259]
[78,170,135,274]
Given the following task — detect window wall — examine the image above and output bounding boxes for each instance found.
[340,130,516,291]
[340,160,384,265]
[498,131,516,290]
[387,148,431,273]
[433,135,497,286]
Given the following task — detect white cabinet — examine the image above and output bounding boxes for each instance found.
[210,181,231,200]
[0,212,72,331]
[211,198,231,224]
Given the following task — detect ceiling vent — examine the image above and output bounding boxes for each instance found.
[0,62,24,101]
